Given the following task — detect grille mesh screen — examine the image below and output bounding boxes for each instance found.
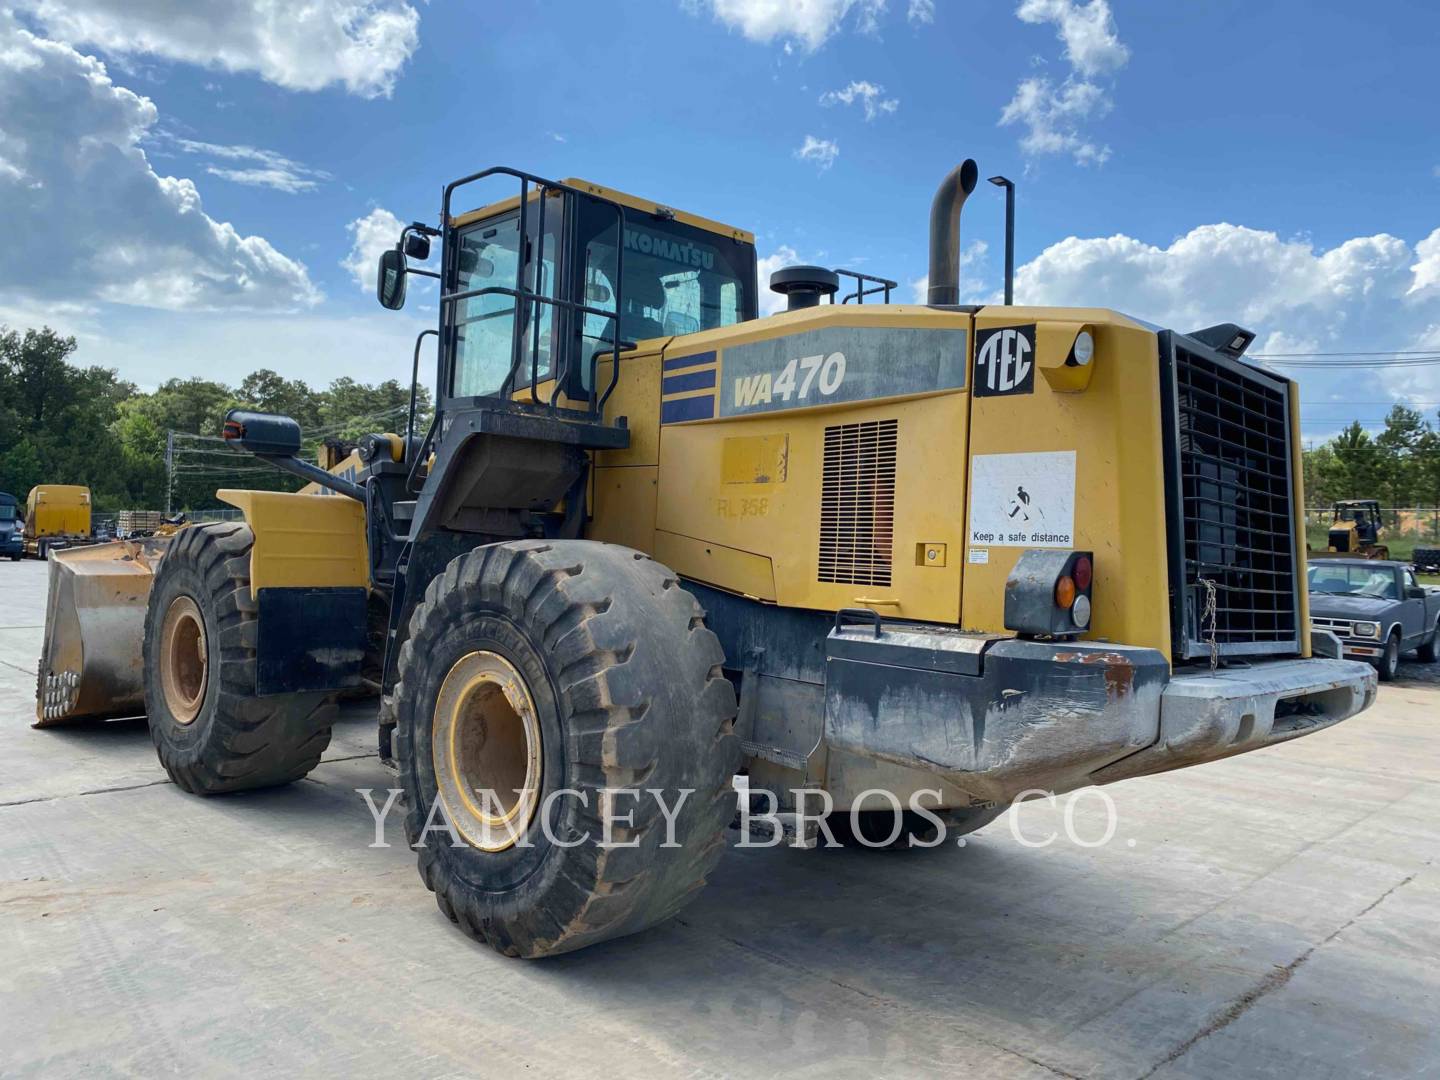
[1175,346,1298,647]
[818,419,897,587]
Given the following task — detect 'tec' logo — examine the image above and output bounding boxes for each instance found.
[974,325,1036,397]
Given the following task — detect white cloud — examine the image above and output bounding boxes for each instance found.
[342,207,405,292]
[12,0,421,98]
[1010,222,1440,414]
[1002,0,1127,165]
[0,15,319,312]
[907,0,935,25]
[173,137,331,194]
[999,76,1112,165]
[819,80,898,121]
[755,244,802,316]
[794,135,839,171]
[692,0,887,51]
[1015,0,1128,77]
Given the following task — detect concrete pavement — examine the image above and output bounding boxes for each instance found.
[2,556,1437,1078]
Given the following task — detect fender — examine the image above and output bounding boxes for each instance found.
[217,490,369,694]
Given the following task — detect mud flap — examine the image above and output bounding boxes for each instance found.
[256,587,367,695]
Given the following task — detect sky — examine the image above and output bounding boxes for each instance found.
[2,0,1439,442]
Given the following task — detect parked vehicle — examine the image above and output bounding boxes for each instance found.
[22,484,92,559]
[1309,559,1440,679]
[0,492,22,560]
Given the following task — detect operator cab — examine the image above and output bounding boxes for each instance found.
[379,172,759,414]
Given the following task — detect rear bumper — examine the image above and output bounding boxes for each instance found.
[824,625,1375,802]
[1090,656,1376,785]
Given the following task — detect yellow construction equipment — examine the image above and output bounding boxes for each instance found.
[1314,498,1390,559]
[22,484,91,558]
[36,162,1377,958]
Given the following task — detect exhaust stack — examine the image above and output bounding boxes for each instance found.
[927,159,979,306]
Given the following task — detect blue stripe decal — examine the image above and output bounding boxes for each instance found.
[663,350,717,372]
[661,395,716,423]
[662,368,717,395]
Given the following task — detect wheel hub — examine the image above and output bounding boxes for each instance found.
[432,651,543,852]
[160,595,208,724]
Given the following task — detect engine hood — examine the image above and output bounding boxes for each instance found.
[1309,593,1394,619]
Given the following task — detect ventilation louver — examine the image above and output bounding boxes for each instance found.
[818,419,898,587]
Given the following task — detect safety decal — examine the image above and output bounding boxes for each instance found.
[968,450,1076,548]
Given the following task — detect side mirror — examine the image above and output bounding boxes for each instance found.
[222,409,302,457]
[404,232,431,260]
[1407,586,1427,600]
[378,247,407,310]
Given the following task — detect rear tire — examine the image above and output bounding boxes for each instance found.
[1417,619,1440,664]
[394,540,740,958]
[142,522,337,794]
[1374,631,1401,682]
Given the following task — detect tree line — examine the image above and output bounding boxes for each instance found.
[1303,408,1440,510]
[0,325,430,513]
[4,322,1438,516]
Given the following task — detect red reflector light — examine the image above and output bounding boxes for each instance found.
[1073,555,1092,592]
[222,420,243,440]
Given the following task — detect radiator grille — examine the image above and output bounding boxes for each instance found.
[818,419,897,586]
[1172,343,1298,653]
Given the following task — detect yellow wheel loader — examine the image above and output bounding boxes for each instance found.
[36,162,1377,958]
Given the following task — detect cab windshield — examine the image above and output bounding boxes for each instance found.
[446,194,755,399]
[0,504,16,522]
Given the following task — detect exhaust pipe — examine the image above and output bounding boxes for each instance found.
[927,159,979,306]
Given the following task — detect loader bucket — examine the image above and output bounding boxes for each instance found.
[34,536,173,726]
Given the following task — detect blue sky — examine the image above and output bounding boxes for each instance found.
[3,0,1439,440]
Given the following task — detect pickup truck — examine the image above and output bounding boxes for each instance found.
[1308,559,1440,679]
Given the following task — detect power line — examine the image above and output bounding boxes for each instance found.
[1253,349,1440,357]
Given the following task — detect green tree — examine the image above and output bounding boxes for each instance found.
[1375,404,1426,508]
[1329,421,1381,500]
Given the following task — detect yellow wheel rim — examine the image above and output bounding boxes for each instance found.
[432,651,543,852]
[160,595,208,725]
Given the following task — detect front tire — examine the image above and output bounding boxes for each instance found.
[1374,631,1401,682]
[142,522,337,794]
[394,540,740,958]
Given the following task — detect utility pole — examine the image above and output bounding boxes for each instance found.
[165,430,174,515]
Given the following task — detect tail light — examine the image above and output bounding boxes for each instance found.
[1004,550,1094,638]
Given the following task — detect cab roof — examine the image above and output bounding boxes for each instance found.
[449,177,754,246]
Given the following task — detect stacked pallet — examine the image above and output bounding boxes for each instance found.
[117,510,165,537]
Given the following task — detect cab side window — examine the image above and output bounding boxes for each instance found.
[450,211,560,398]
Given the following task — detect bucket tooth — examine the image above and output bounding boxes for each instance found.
[33,536,172,727]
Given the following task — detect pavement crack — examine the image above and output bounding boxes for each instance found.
[0,777,173,808]
[1137,870,1420,1077]
[0,656,38,677]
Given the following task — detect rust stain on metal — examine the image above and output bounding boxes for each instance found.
[1052,650,1135,697]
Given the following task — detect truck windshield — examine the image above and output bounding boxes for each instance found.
[1307,564,1397,599]
[0,505,15,522]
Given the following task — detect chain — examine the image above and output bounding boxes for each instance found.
[1198,577,1219,672]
